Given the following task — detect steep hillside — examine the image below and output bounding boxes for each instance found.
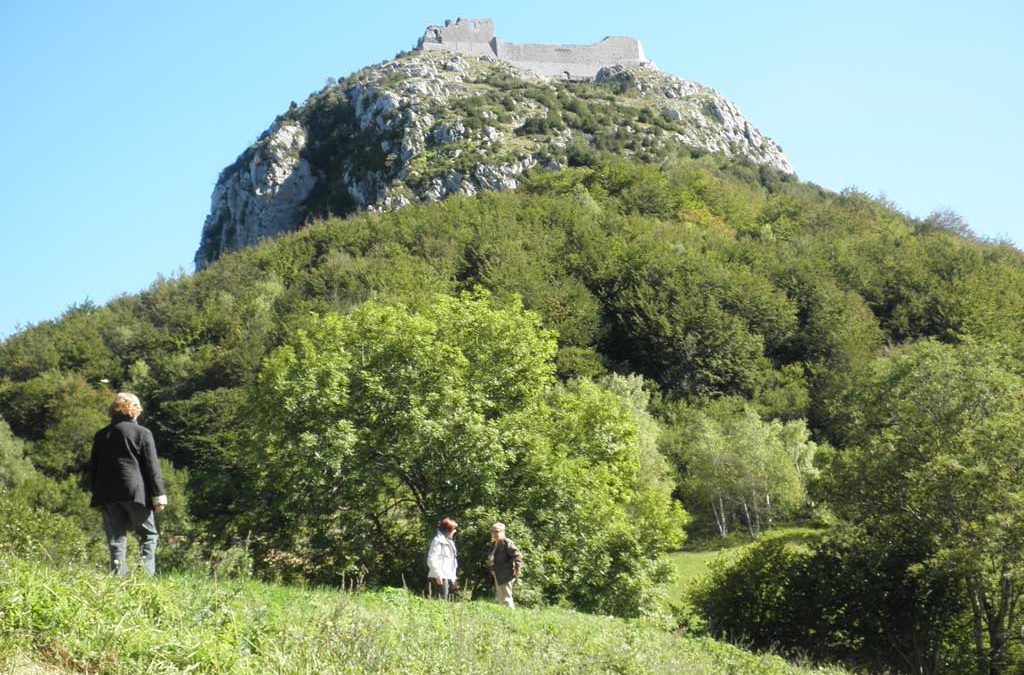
[196,50,791,267]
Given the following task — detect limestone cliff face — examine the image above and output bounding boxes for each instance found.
[195,51,793,268]
[200,121,315,262]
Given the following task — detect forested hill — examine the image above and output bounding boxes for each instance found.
[4,154,1024,672]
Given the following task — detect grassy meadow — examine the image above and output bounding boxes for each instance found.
[667,549,726,604]
[666,528,822,605]
[0,556,849,674]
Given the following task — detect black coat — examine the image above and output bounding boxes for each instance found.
[89,417,166,508]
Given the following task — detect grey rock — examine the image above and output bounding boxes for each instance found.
[196,50,794,267]
[195,121,316,268]
[431,121,467,145]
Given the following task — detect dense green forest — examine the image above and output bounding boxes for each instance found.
[3,152,1024,673]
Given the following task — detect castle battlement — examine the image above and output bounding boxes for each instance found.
[416,18,653,80]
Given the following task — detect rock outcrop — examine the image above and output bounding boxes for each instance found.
[200,121,316,260]
[195,50,793,268]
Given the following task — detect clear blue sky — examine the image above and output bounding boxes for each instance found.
[2,0,1021,338]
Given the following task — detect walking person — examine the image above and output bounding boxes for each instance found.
[89,392,167,576]
[488,522,523,608]
[426,517,459,600]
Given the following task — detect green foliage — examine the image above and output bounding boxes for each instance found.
[3,151,1024,658]
[0,371,109,479]
[515,113,565,136]
[0,442,102,566]
[152,387,248,528]
[154,459,206,575]
[234,291,684,617]
[663,399,819,540]
[8,156,1019,439]
[0,497,96,566]
[0,556,850,674]
[507,377,688,617]
[665,548,723,606]
[0,418,32,491]
[692,527,971,674]
[828,340,1024,672]
[0,324,60,380]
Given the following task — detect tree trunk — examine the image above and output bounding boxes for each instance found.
[741,498,757,540]
[747,491,762,539]
[983,563,1017,675]
[965,575,995,674]
[710,495,728,537]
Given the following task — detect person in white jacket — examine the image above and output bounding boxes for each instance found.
[426,517,458,600]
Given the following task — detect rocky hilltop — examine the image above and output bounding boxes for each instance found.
[196,48,793,268]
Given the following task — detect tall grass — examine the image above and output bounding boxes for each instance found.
[0,557,847,674]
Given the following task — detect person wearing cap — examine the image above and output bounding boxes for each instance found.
[426,517,459,600]
[89,392,167,576]
[488,522,523,608]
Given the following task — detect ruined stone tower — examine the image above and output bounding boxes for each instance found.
[416,17,653,80]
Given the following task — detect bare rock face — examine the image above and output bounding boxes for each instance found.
[195,52,793,268]
[197,121,316,266]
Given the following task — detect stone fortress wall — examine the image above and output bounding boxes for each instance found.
[416,18,652,80]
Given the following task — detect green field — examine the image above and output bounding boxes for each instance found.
[0,556,848,674]
[667,528,823,605]
[666,549,729,604]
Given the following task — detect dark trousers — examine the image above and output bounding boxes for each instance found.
[430,578,453,600]
[100,501,159,576]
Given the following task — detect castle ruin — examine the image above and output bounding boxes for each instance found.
[416,18,653,80]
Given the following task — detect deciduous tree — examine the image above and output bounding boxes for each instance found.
[831,340,1024,673]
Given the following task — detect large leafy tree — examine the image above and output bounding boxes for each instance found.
[235,291,686,616]
[831,340,1024,673]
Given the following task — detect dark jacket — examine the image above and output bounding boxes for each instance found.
[490,537,523,585]
[89,417,166,508]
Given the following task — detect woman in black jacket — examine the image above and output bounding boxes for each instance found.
[89,392,167,576]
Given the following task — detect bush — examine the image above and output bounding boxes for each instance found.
[0,418,32,490]
[0,494,98,566]
[691,528,972,673]
[515,113,565,136]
